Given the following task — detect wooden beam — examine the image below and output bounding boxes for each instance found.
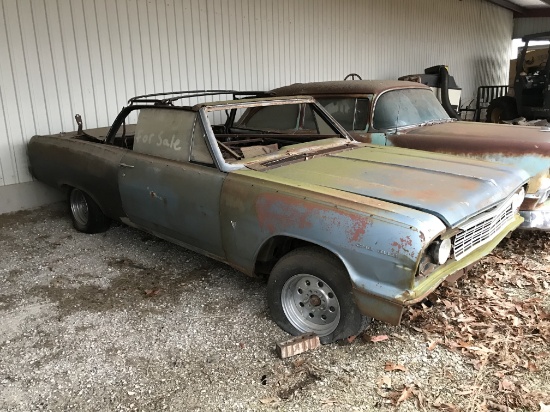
[485,0,528,14]
[514,8,550,17]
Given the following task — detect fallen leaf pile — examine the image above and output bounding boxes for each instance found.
[406,232,550,410]
[376,382,427,408]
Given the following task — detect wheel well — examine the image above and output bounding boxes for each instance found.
[59,184,73,196]
[61,185,105,213]
[254,236,341,277]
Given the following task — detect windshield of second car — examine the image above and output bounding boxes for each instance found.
[373,89,450,130]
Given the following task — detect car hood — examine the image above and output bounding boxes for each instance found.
[263,145,528,227]
[394,121,550,155]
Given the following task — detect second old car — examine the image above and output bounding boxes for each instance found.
[28,92,528,343]
[267,80,550,230]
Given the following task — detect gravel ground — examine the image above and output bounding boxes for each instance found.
[0,203,548,411]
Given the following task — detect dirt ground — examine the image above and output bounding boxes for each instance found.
[0,203,548,411]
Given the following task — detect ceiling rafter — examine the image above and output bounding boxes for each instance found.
[485,0,528,14]
[519,8,550,17]
[484,0,550,17]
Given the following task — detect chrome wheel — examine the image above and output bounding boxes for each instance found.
[281,273,340,336]
[70,189,89,227]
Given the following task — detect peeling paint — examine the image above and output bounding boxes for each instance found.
[255,192,372,245]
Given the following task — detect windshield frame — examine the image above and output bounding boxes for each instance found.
[370,87,454,132]
[200,99,354,173]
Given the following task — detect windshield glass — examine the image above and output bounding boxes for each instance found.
[373,89,450,130]
[316,98,369,131]
[234,103,337,135]
[209,102,350,165]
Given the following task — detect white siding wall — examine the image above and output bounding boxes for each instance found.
[0,0,512,189]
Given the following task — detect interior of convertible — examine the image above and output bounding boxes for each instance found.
[210,103,343,162]
[76,102,346,164]
[212,129,340,161]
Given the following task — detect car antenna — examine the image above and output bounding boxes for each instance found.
[75,114,83,136]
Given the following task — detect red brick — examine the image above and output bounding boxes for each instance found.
[276,333,320,359]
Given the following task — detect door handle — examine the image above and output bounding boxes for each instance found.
[120,163,135,168]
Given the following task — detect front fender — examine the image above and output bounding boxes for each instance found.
[220,171,447,307]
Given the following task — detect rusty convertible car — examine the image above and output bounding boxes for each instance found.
[265,80,550,230]
[28,91,528,343]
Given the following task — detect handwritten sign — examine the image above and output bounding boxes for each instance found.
[135,131,182,151]
[133,108,196,162]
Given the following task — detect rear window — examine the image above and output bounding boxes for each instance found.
[238,105,299,130]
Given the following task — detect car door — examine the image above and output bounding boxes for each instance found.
[118,107,225,258]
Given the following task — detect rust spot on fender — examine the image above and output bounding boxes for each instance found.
[391,235,414,258]
[256,192,372,244]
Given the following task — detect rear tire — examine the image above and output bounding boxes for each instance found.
[267,247,370,344]
[69,188,110,233]
[486,96,518,123]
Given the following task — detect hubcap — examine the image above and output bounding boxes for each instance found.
[70,190,89,227]
[281,274,340,336]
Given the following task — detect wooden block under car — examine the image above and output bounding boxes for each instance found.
[276,333,320,359]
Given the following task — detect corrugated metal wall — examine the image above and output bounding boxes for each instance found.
[513,17,550,38]
[0,0,512,188]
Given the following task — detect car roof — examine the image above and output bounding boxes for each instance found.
[270,80,429,96]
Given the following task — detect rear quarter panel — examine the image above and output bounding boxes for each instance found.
[28,135,126,219]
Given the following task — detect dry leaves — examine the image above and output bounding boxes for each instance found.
[405,231,550,410]
[144,288,160,297]
[433,397,460,411]
[384,361,407,372]
[345,335,357,344]
[498,377,516,392]
[363,334,389,343]
[320,398,338,408]
[396,385,414,405]
[376,375,392,388]
[377,383,425,407]
[427,339,441,351]
[259,397,279,405]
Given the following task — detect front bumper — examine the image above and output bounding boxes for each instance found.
[352,214,523,325]
[520,199,550,230]
[403,214,523,305]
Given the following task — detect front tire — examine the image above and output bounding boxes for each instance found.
[69,188,110,233]
[267,247,369,344]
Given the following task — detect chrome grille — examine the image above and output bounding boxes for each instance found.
[453,201,514,261]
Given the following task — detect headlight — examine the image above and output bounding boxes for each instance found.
[512,187,525,211]
[430,238,452,265]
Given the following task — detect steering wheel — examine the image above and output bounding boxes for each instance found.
[344,73,362,80]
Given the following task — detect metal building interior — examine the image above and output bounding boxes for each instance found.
[0,0,548,214]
